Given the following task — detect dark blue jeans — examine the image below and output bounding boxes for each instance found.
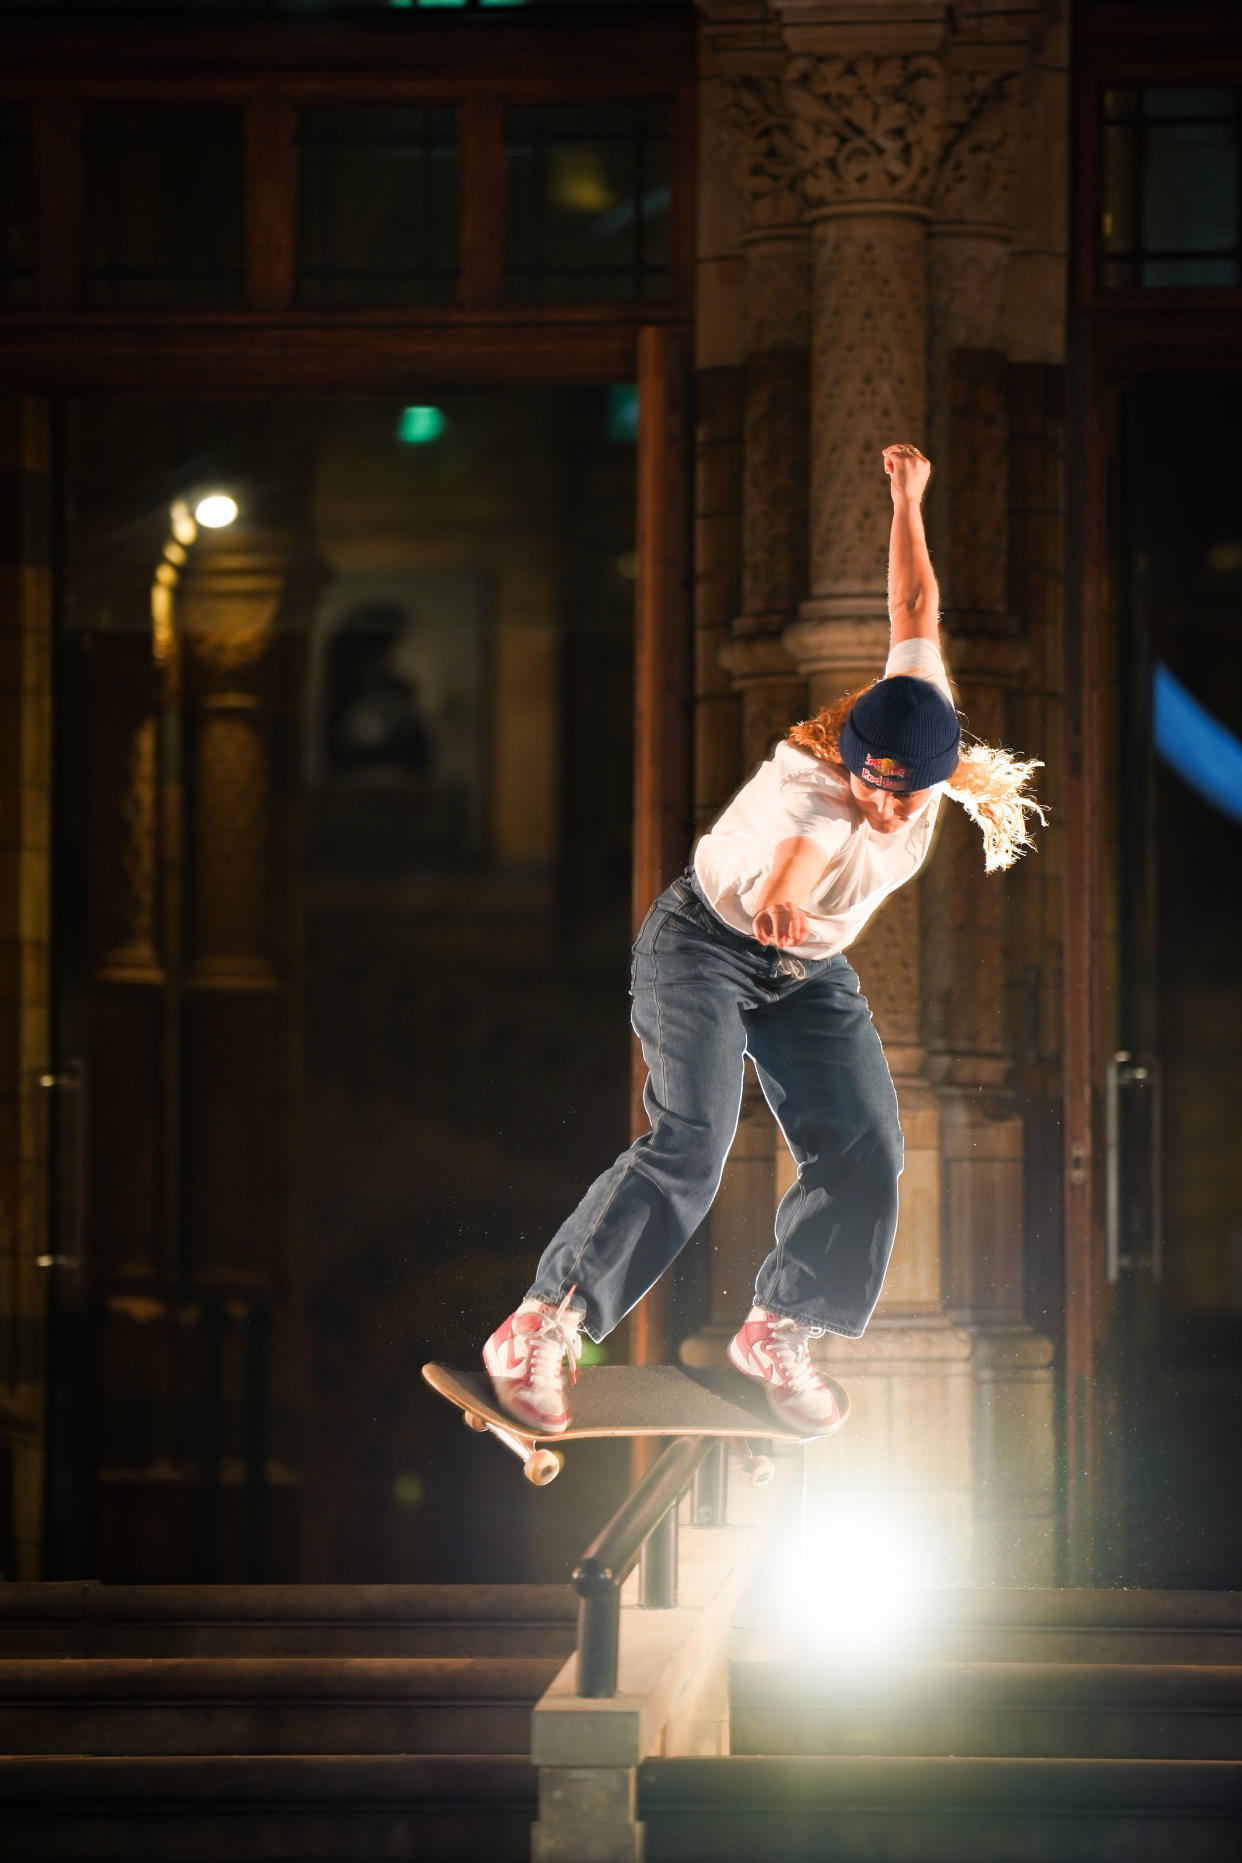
[527,872,904,1343]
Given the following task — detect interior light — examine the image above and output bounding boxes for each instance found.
[194,494,239,529]
[163,541,187,567]
[155,563,178,588]
[398,406,447,445]
[170,500,197,546]
[552,148,616,215]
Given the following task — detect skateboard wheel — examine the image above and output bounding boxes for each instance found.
[524,1449,563,1486]
[746,1456,775,1488]
[463,1410,488,1433]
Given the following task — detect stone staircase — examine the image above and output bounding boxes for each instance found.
[4,1583,1242,1860]
[0,1582,577,1860]
[639,1589,1242,1861]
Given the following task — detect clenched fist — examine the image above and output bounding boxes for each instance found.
[753,901,809,949]
[883,443,933,504]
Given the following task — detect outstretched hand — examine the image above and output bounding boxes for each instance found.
[883,443,933,504]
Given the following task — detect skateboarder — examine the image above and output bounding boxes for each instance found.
[483,445,1044,1438]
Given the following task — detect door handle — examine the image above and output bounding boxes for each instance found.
[36,1059,86,1273]
[1106,1050,1163,1284]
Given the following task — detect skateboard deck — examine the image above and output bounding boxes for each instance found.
[422,1361,851,1485]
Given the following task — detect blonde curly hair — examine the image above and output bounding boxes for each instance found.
[786,683,1046,874]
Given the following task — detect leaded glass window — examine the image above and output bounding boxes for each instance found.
[0,107,35,308]
[83,105,247,308]
[1103,88,1242,288]
[295,107,458,308]
[506,101,670,304]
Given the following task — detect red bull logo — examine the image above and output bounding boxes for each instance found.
[863,752,910,790]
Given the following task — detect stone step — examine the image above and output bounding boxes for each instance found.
[0,1655,561,1755]
[0,1753,535,1861]
[639,1755,1242,1862]
[0,1584,577,1658]
[734,1586,1242,1667]
[730,1658,1242,1760]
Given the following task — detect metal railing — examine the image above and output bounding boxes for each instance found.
[572,1436,730,1697]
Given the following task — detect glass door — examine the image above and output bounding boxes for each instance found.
[1110,378,1242,1585]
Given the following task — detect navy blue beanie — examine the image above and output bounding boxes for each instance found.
[839,676,961,793]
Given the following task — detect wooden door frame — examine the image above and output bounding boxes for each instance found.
[1064,2,1242,1578]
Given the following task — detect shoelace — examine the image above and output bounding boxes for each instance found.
[529,1288,583,1396]
[763,1317,824,1394]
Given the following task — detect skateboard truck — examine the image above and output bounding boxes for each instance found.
[462,1404,563,1485]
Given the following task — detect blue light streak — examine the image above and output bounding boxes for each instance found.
[1154,661,1242,824]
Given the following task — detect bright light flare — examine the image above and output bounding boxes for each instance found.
[194,493,239,529]
[759,1501,936,1664]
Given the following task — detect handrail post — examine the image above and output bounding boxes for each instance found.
[639,1499,678,1609]
[573,1555,620,1698]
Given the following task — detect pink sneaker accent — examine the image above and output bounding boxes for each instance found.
[727,1308,845,1437]
[482,1289,583,1434]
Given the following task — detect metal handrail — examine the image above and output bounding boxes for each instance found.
[572,1435,717,1698]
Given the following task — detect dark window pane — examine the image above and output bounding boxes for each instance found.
[0,106,35,307]
[1142,123,1237,254]
[84,105,246,308]
[1141,87,1236,120]
[1140,256,1239,288]
[1102,86,1241,292]
[506,101,671,304]
[295,106,458,308]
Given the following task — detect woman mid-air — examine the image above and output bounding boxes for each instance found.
[482,443,1044,1435]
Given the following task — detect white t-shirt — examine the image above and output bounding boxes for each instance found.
[692,637,955,959]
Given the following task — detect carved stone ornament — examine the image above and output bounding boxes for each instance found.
[783,52,945,214]
[933,65,1023,230]
[718,75,804,235]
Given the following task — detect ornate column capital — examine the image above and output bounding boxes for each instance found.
[782,48,946,218]
[933,59,1025,234]
[718,73,804,239]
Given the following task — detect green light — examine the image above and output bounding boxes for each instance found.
[398,406,447,445]
[578,1339,609,1366]
[417,0,467,8]
[606,385,639,443]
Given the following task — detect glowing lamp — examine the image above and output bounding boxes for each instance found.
[397,406,447,445]
[194,493,239,529]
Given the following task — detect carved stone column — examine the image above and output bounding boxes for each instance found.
[923,37,1056,1583]
[780,32,948,1296]
[766,19,977,1580]
[684,64,811,1370]
[716,70,811,739]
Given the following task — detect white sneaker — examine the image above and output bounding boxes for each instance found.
[482,1290,584,1434]
[727,1306,845,1436]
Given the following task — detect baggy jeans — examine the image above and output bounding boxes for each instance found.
[527,871,904,1344]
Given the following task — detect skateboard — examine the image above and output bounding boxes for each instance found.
[421,1360,851,1486]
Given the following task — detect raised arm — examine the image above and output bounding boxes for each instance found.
[882,443,940,650]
